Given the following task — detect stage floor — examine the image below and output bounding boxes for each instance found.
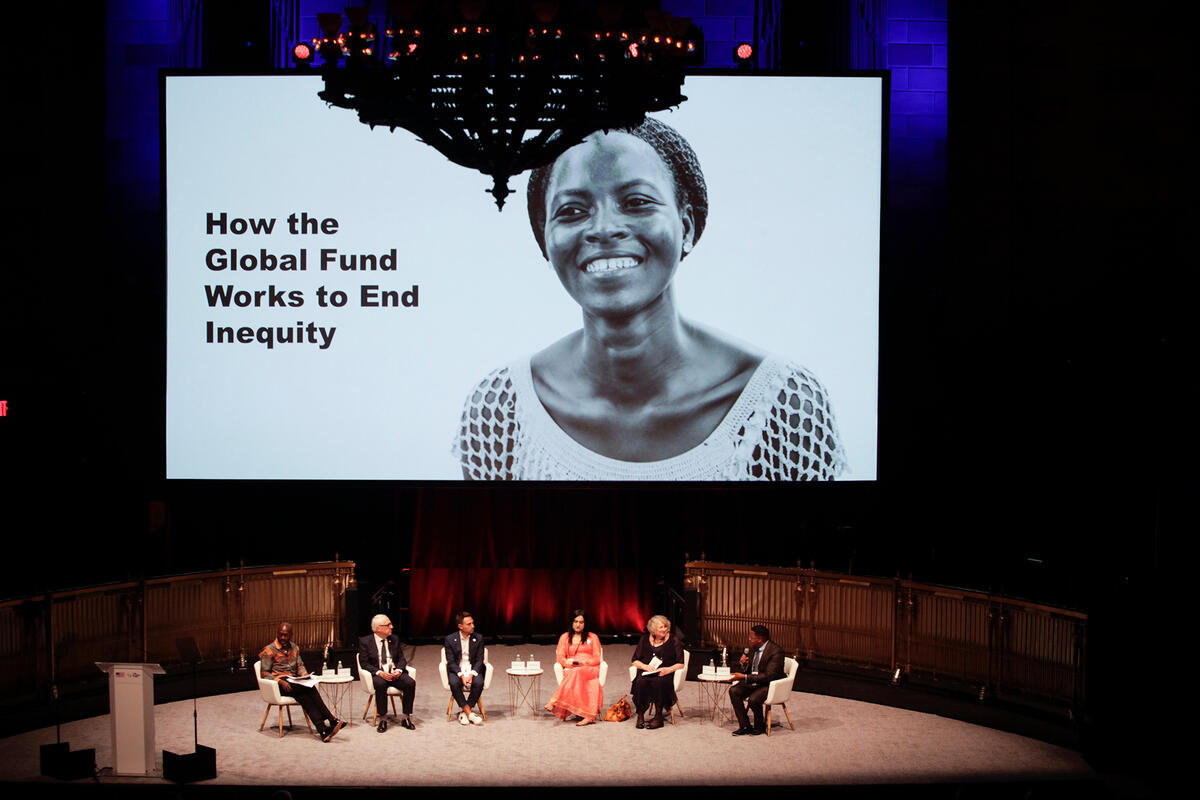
[0,644,1093,788]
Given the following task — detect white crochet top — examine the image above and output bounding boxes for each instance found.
[452,355,846,481]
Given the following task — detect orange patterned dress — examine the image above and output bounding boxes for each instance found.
[545,632,603,720]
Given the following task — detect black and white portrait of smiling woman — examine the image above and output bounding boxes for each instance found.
[165,76,879,481]
[454,117,846,481]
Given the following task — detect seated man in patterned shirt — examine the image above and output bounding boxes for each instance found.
[259,622,345,742]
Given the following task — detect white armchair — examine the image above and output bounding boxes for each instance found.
[254,660,312,738]
[627,648,689,723]
[356,652,417,724]
[439,646,492,720]
[763,656,799,735]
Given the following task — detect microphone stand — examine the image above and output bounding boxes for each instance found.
[163,637,216,782]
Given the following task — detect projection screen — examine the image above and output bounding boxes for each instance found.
[165,73,881,481]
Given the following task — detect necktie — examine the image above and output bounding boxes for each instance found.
[752,649,761,673]
[380,637,390,667]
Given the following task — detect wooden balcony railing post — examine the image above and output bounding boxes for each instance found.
[222,562,233,660]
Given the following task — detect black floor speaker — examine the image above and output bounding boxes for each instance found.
[39,742,96,780]
[162,744,217,783]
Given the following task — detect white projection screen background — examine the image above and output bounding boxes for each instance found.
[165,73,881,481]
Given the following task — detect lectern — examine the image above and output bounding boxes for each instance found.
[95,662,165,776]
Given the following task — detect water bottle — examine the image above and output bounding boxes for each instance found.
[337,660,343,675]
[321,660,328,675]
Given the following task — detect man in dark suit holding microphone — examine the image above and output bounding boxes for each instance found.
[729,624,786,736]
[359,613,417,732]
[445,611,487,725]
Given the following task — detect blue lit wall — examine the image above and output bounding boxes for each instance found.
[886,0,946,206]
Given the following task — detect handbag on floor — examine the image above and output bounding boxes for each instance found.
[603,694,632,722]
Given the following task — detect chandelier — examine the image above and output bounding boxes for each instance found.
[302,1,701,209]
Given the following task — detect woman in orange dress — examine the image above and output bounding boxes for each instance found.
[544,609,603,725]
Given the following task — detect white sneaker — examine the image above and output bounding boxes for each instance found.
[459,712,470,726]
[468,711,483,725]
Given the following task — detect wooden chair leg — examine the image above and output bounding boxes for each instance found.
[781,702,794,730]
[766,706,772,736]
[446,697,454,720]
[260,704,271,731]
[278,706,285,738]
[363,695,372,721]
[478,700,486,721]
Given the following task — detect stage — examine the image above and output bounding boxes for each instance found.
[0,645,1096,793]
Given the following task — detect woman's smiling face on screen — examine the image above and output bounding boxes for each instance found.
[543,131,694,321]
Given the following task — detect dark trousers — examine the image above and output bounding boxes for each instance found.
[729,682,769,730]
[372,671,416,716]
[285,684,335,731]
[447,666,485,709]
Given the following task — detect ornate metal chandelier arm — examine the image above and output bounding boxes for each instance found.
[307,4,700,210]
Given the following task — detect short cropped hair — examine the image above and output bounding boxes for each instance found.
[370,614,390,629]
[526,117,709,261]
[456,611,474,626]
[751,624,770,640]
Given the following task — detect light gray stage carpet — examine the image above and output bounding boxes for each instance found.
[0,645,1093,787]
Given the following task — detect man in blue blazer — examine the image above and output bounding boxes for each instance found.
[358,614,417,732]
[444,611,486,725]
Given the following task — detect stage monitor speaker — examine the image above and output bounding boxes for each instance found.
[40,742,96,780]
[163,744,217,783]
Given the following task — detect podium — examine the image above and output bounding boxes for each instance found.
[95,662,165,776]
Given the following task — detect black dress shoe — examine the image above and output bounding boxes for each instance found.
[323,719,345,742]
[376,718,388,733]
[750,727,766,736]
[647,717,664,730]
[399,716,415,730]
[732,726,754,736]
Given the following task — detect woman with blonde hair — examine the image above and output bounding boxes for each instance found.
[629,614,684,729]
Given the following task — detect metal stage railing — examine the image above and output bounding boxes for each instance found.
[683,561,1086,714]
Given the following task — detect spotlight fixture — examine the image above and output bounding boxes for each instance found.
[733,41,754,68]
[307,2,701,209]
[292,41,314,65]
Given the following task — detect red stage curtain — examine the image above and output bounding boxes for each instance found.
[408,567,652,637]
[408,487,664,636]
